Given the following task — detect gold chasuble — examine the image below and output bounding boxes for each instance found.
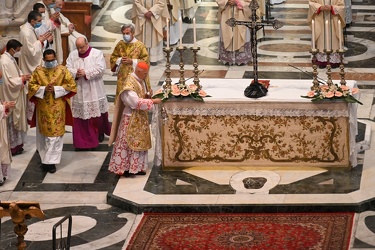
[109,75,151,151]
[110,40,150,100]
[28,65,77,137]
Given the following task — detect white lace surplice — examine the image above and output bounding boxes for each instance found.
[66,48,109,120]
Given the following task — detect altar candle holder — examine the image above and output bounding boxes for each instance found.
[337,48,346,86]
[190,46,201,90]
[310,48,320,91]
[163,47,174,92]
[176,46,187,86]
[324,49,333,87]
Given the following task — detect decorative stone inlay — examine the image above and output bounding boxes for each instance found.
[230,171,281,194]
[243,177,267,189]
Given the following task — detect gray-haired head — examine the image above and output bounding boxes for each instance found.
[121,23,135,33]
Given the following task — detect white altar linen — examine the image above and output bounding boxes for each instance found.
[153,79,358,168]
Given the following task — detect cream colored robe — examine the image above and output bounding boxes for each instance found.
[50,9,67,65]
[179,0,195,10]
[0,104,11,166]
[169,0,181,23]
[0,53,28,133]
[38,1,64,64]
[19,22,44,75]
[217,0,252,51]
[132,0,169,49]
[308,0,345,52]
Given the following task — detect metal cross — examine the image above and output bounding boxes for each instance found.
[226,0,283,98]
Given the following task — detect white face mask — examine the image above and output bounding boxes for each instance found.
[13,51,21,58]
[123,34,132,43]
[44,60,58,68]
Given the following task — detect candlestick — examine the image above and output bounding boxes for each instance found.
[311,20,315,49]
[325,20,330,51]
[338,20,342,50]
[193,17,197,49]
[166,18,169,49]
[179,17,183,48]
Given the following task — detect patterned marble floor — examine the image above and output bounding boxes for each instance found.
[2,0,375,248]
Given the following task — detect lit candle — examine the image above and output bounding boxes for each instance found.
[311,20,315,49]
[338,20,342,50]
[166,18,169,49]
[179,17,183,48]
[193,17,197,49]
[325,20,330,50]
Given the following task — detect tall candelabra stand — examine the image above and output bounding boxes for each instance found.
[310,48,320,91]
[337,48,346,86]
[190,47,201,90]
[163,47,174,92]
[324,49,333,87]
[176,46,187,86]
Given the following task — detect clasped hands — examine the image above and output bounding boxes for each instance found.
[76,68,86,78]
[144,11,154,20]
[227,0,237,6]
[321,5,332,11]
[121,57,133,65]
[46,83,54,92]
[39,31,53,43]
[51,12,60,22]
[21,75,31,89]
[2,101,16,110]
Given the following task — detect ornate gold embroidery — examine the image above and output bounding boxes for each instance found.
[162,113,349,168]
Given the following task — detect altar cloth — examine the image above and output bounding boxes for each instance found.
[153,79,358,169]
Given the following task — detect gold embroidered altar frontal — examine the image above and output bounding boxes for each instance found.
[160,101,350,168]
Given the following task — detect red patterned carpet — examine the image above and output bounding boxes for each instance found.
[127,213,354,250]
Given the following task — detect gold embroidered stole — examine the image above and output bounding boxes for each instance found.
[123,76,151,151]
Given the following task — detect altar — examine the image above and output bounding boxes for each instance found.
[153,79,358,169]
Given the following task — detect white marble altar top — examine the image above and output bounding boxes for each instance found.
[178,78,357,102]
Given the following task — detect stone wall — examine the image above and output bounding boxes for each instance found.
[0,0,39,41]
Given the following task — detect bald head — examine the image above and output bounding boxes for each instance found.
[55,0,63,8]
[76,37,89,54]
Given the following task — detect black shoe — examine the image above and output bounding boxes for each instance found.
[42,164,56,173]
[11,148,23,156]
[183,17,192,23]
[49,165,57,173]
[150,62,157,66]
[41,164,49,172]
[98,133,105,142]
[91,4,102,10]
[318,65,326,69]
[135,171,146,175]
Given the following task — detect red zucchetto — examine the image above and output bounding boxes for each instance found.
[137,62,149,70]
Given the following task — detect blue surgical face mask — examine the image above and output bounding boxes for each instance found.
[48,3,55,8]
[44,60,58,69]
[34,22,42,29]
[123,34,132,43]
[54,7,62,12]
